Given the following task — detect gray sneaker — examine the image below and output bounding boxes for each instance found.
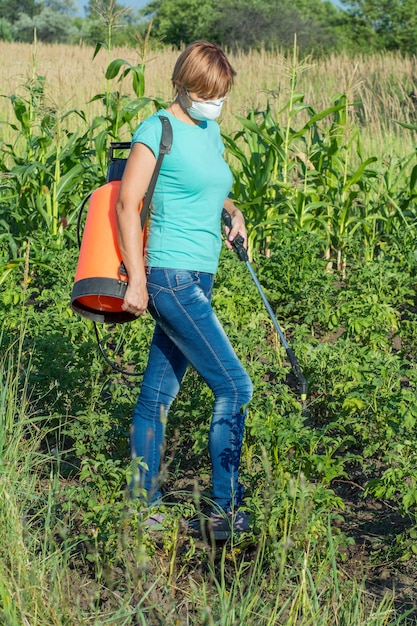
[208,510,251,540]
[143,512,166,529]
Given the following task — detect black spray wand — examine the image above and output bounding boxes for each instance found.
[222,209,308,410]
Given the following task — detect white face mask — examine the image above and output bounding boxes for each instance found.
[184,93,225,121]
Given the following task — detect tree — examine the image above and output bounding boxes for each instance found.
[341,0,417,53]
[213,0,345,52]
[11,4,77,41]
[0,16,12,38]
[142,0,350,53]
[9,0,144,46]
[0,0,37,24]
[142,0,218,46]
[43,0,77,13]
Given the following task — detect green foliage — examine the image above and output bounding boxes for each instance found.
[142,0,216,46]
[90,45,168,163]
[1,210,417,622]
[143,0,351,53]
[0,0,37,24]
[342,0,417,54]
[4,0,417,54]
[11,3,78,42]
[0,16,12,39]
[0,74,97,244]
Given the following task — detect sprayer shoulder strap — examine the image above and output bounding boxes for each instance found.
[140,115,173,228]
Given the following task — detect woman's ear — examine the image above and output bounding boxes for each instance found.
[178,88,192,108]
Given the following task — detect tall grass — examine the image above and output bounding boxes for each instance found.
[0,335,67,624]
[1,41,416,155]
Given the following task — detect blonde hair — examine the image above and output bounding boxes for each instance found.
[172,41,236,99]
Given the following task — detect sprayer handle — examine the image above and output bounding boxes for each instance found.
[221,208,248,262]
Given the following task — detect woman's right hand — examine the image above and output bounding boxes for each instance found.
[122,282,149,317]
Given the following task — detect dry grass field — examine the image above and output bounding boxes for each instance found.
[1,41,416,155]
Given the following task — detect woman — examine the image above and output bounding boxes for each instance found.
[116,41,253,538]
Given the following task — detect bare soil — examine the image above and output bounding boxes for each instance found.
[333,474,417,620]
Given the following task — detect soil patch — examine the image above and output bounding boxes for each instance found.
[333,475,417,620]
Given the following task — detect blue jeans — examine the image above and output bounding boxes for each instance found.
[131,267,253,512]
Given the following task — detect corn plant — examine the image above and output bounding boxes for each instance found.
[90,18,167,169]
[225,95,377,266]
[362,151,417,258]
[225,47,417,271]
[0,26,167,260]
[0,73,100,247]
[0,39,88,238]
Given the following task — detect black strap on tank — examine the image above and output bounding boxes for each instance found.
[139,115,173,229]
[119,115,173,276]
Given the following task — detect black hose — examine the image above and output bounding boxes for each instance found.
[92,322,143,377]
[76,193,91,249]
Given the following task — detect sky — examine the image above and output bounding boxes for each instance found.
[120,0,148,8]
[77,0,149,15]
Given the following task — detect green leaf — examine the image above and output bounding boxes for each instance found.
[410,164,417,192]
[344,157,378,190]
[93,42,108,60]
[105,59,132,80]
[55,164,85,198]
[395,120,417,131]
[132,68,145,99]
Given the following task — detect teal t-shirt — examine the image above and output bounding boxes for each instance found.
[131,110,233,274]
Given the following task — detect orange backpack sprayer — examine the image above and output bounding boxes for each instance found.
[71,116,173,324]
